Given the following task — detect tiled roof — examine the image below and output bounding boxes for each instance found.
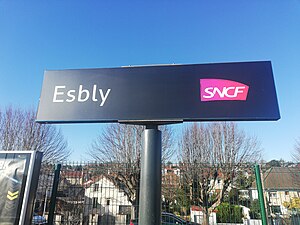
[61,171,83,178]
[253,167,300,190]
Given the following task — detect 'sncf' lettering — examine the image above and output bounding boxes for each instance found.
[200,79,249,102]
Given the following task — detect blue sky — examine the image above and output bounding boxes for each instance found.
[0,1,299,161]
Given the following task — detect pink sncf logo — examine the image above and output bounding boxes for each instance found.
[200,79,249,102]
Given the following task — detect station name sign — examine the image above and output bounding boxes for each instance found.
[36,61,280,123]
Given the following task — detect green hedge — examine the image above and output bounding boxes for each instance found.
[216,203,243,223]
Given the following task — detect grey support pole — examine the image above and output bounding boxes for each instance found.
[138,125,162,225]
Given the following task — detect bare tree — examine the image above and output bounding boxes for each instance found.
[178,122,261,225]
[0,106,70,162]
[292,137,300,162]
[88,123,174,218]
[89,124,174,163]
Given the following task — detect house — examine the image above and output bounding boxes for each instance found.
[61,170,84,185]
[162,165,181,212]
[163,164,181,176]
[251,167,300,216]
[84,175,132,225]
[190,205,217,224]
[162,165,181,191]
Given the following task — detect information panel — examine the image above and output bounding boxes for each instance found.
[36,61,280,123]
[0,151,42,225]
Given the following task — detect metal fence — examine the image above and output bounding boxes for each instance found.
[33,162,300,225]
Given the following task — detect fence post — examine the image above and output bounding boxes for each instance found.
[48,163,61,225]
[254,164,268,225]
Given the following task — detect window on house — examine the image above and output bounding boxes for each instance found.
[93,184,99,192]
[269,192,277,198]
[119,205,131,215]
[271,205,281,214]
[92,197,98,208]
[107,199,110,206]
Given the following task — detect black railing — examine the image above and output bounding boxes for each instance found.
[33,162,300,225]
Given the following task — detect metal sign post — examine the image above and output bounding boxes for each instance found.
[139,125,162,225]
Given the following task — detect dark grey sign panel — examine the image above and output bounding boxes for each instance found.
[0,151,42,225]
[36,61,280,123]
